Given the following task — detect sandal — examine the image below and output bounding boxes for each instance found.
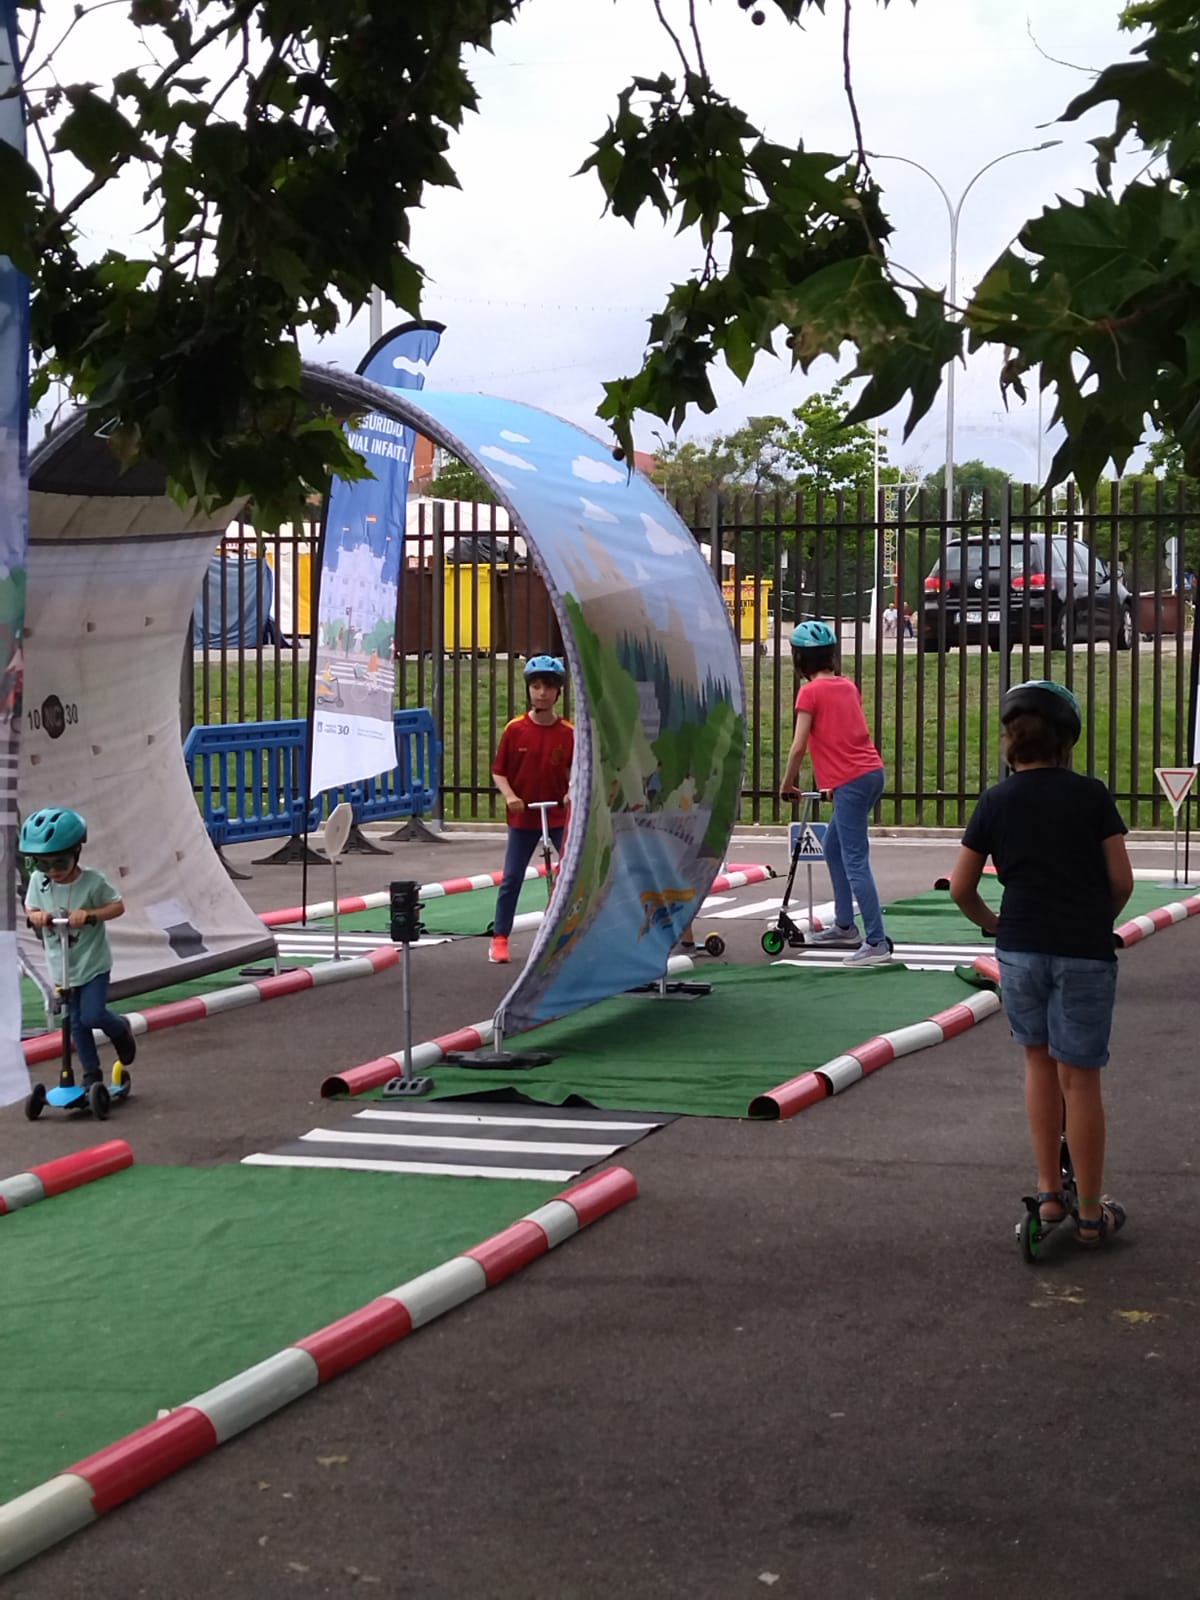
[1075,1198,1127,1248]
[1036,1190,1070,1226]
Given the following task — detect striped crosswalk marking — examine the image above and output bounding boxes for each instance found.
[242,1101,672,1182]
[777,940,989,973]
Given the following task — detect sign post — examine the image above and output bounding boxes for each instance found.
[1153,767,1198,887]
[789,818,828,931]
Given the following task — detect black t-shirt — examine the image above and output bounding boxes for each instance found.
[961,767,1127,962]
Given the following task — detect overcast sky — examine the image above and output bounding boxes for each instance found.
[52,0,1146,481]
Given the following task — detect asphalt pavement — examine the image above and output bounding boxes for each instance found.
[3,827,1199,1600]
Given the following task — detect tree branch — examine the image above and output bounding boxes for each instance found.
[842,0,866,170]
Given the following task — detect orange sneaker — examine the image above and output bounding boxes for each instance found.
[489,935,510,964]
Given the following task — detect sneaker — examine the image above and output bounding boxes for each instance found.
[807,922,859,944]
[489,935,510,964]
[843,940,893,967]
[115,1022,137,1067]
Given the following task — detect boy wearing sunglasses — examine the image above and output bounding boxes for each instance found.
[20,806,136,1085]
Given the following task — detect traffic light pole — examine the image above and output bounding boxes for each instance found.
[383,880,434,1097]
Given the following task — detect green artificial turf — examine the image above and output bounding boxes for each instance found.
[882,878,1194,945]
[355,962,984,1118]
[0,1164,555,1504]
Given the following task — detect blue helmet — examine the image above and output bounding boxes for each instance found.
[1000,679,1081,745]
[524,654,565,683]
[790,620,837,649]
[19,807,87,855]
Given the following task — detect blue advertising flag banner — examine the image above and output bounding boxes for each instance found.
[0,0,29,1105]
[393,391,746,1039]
[308,322,442,797]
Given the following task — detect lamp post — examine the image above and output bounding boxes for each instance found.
[870,142,1060,513]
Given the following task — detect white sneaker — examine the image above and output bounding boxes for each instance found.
[843,940,892,967]
[807,923,859,945]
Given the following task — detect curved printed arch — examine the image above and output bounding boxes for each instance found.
[26,367,746,1033]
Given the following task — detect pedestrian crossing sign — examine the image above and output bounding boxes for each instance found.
[789,820,827,860]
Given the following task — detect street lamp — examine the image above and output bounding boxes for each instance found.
[870,141,1061,511]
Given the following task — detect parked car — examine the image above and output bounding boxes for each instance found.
[446,535,526,566]
[921,534,1134,651]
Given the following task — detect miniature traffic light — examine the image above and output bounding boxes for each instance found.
[389,880,423,944]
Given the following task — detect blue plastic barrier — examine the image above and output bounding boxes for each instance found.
[183,710,441,860]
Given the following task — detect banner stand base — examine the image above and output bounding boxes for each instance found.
[385,815,448,845]
[625,980,713,1000]
[215,845,252,881]
[443,1049,555,1071]
[343,823,390,858]
[252,834,327,867]
[381,1073,436,1097]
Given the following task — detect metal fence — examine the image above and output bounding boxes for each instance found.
[184,486,1200,831]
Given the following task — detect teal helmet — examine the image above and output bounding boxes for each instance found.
[1000,679,1081,745]
[524,654,565,683]
[790,620,837,649]
[19,807,87,855]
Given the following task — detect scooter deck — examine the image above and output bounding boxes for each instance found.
[46,1082,131,1110]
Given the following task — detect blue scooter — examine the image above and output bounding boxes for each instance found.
[25,916,132,1121]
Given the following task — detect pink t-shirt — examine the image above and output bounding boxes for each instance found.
[795,675,883,791]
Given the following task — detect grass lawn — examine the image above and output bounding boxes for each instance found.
[192,645,1196,830]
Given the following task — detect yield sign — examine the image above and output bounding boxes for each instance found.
[1154,767,1197,814]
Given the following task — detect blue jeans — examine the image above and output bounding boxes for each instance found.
[494,825,564,936]
[824,767,886,947]
[68,971,129,1079]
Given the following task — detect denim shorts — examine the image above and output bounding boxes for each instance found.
[996,950,1118,1069]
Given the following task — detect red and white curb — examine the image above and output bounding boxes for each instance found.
[749,965,1002,1119]
[0,1164,636,1577]
[261,862,552,929]
[262,861,775,930]
[0,1140,133,1215]
[321,951,701,1098]
[1115,892,1200,945]
[23,947,402,1067]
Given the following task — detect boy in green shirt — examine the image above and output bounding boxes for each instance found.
[21,806,137,1086]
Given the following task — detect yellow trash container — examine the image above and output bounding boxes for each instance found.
[443,563,495,653]
[721,578,773,650]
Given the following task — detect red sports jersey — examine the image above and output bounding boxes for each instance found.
[492,713,575,830]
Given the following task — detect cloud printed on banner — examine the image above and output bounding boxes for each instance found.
[480,444,537,472]
[391,356,432,377]
[579,497,619,524]
[489,472,516,490]
[500,429,530,444]
[571,455,624,485]
[642,512,690,556]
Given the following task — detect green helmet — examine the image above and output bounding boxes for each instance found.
[790,619,837,649]
[19,807,87,855]
[1000,679,1081,745]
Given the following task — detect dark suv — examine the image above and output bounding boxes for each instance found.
[922,534,1134,651]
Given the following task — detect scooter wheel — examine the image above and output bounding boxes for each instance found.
[761,928,785,956]
[1017,1209,1042,1264]
[88,1081,111,1121]
[24,1084,46,1121]
[703,934,726,958]
[115,1068,132,1100]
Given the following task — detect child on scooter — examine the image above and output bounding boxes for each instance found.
[21,806,137,1084]
[489,655,573,964]
[949,680,1133,1247]
[779,620,890,965]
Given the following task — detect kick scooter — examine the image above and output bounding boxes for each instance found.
[529,800,561,908]
[1015,1121,1078,1263]
[25,916,133,1121]
[760,792,895,960]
